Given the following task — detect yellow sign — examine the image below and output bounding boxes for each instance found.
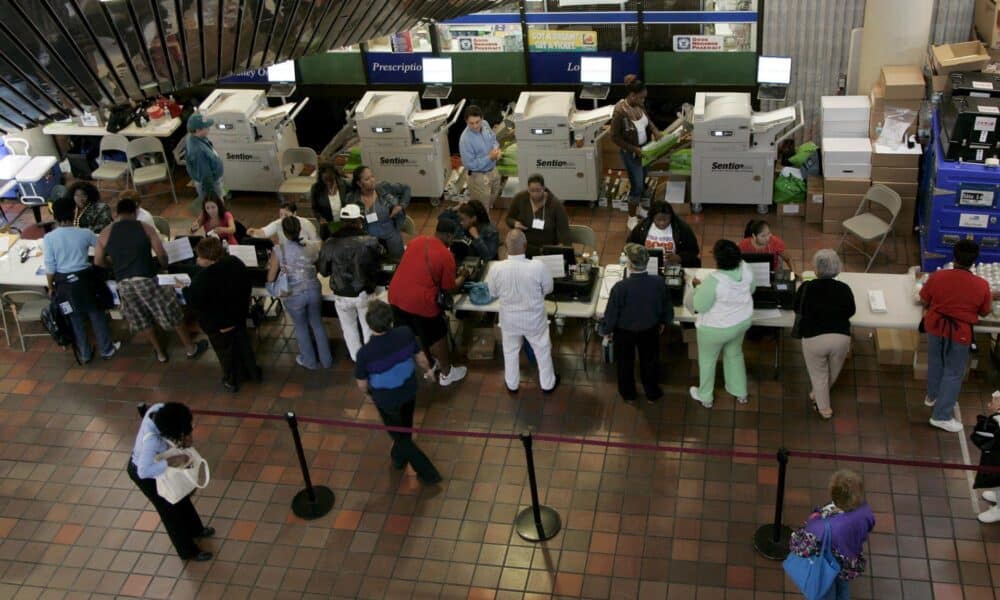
[528,29,598,52]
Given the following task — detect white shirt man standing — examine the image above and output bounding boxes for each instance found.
[248,200,318,243]
[485,229,559,394]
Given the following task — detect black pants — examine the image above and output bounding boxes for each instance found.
[376,398,440,481]
[207,326,259,388]
[613,326,662,400]
[127,461,204,559]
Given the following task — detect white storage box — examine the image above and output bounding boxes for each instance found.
[822,96,870,138]
[823,137,872,180]
[823,163,872,179]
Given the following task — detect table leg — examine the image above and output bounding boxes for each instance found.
[582,320,593,372]
[773,328,782,380]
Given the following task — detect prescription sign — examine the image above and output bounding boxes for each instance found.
[528,29,598,52]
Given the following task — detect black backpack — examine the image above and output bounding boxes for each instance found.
[41,300,81,364]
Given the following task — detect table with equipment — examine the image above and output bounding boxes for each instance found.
[510,92,614,207]
[42,118,183,138]
[352,91,464,201]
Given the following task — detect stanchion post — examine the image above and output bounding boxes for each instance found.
[137,403,147,418]
[514,431,561,542]
[754,447,792,560]
[285,411,335,520]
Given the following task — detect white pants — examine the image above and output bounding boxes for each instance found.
[334,291,371,361]
[501,324,556,391]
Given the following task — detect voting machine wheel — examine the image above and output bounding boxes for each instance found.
[691,203,703,214]
[757,204,770,215]
[430,195,443,207]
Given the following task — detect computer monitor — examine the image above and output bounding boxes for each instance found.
[756,56,791,85]
[741,252,774,288]
[541,245,576,276]
[267,60,296,83]
[580,56,612,84]
[422,57,453,84]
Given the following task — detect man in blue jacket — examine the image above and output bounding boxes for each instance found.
[185,114,224,201]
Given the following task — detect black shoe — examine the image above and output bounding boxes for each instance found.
[186,339,209,360]
[418,472,443,485]
[80,345,95,365]
[622,396,637,405]
[222,381,238,393]
[506,385,519,395]
[646,393,663,405]
[392,458,408,470]
[188,551,213,562]
[542,374,561,395]
[196,527,215,538]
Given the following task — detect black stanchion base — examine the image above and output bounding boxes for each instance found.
[753,523,792,560]
[291,486,335,520]
[514,506,562,542]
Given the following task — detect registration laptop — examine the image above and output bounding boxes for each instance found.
[756,56,791,102]
[743,252,796,309]
[542,245,598,302]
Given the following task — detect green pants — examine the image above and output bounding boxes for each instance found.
[696,319,751,404]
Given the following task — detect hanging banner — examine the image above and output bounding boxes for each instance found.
[528,29,598,52]
[365,53,427,84]
[528,51,639,84]
[672,35,726,52]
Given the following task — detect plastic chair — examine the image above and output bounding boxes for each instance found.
[277,147,318,199]
[568,224,596,252]
[400,215,416,236]
[2,290,51,351]
[126,137,178,204]
[92,134,131,193]
[152,215,170,239]
[836,184,902,272]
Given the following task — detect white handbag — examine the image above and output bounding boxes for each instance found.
[145,433,210,504]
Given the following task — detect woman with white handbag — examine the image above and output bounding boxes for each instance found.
[127,402,213,561]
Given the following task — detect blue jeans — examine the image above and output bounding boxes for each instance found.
[928,333,971,421]
[283,284,332,369]
[69,307,114,362]
[822,578,849,600]
[619,149,647,205]
[367,221,404,259]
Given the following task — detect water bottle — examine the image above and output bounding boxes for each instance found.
[591,252,599,267]
[619,252,628,267]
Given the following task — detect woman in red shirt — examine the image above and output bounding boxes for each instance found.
[738,219,791,271]
[190,195,238,245]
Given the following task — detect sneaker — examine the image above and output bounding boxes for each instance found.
[627,216,639,231]
[424,359,441,382]
[978,505,1000,523]
[295,355,316,370]
[542,374,561,395]
[923,396,936,407]
[690,386,712,408]
[186,339,209,360]
[438,365,467,387]
[101,341,122,360]
[736,396,749,405]
[983,490,998,504]
[929,418,964,433]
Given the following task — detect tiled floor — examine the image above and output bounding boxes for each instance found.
[2,181,1000,599]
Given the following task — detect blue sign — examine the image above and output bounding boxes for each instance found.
[365,52,432,85]
[528,52,639,85]
[218,68,270,84]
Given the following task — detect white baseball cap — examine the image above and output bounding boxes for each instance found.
[340,204,362,220]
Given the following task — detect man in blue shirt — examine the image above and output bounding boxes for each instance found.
[355,299,441,484]
[599,244,673,404]
[458,105,501,211]
[44,196,120,363]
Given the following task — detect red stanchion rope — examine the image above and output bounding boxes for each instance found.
[189,408,1000,473]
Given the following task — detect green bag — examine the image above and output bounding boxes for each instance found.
[668,149,691,176]
[788,142,818,167]
[640,135,680,167]
[773,173,807,205]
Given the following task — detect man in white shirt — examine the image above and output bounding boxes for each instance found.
[486,229,559,394]
[248,201,318,243]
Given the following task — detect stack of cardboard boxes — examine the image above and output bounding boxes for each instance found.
[820,95,872,234]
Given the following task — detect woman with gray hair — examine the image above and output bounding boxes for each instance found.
[794,249,856,419]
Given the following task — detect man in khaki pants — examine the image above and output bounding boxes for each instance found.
[459,105,501,211]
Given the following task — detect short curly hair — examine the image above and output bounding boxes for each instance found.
[829,469,865,511]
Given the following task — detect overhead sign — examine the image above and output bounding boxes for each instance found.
[528,29,598,52]
[218,68,269,84]
[528,51,638,84]
[672,35,726,52]
[365,52,427,84]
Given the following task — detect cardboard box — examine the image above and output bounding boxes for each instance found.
[869,83,923,113]
[931,41,991,74]
[823,192,865,209]
[822,220,844,234]
[806,177,824,224]
[779,202,804,218]
[682,327,697,343]
[875,328,919,365]
[467,327,497,360]
[976,0,1000,49]
[874,180,919,197]
[823,204,862,222]
[871,166,919,182]
[824,177,871,195]
[879,65,926,99]
[871,145,921,168]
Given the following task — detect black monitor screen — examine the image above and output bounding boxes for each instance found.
[541,245,576,274]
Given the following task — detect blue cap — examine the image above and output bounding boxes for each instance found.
[187,113,214,132]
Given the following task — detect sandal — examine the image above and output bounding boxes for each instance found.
[154,349,168,364]
[812,402,832,420]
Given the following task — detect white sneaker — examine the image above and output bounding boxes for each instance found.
[983,490,998,504]
[627,216,639,231]
[929,418,964,433]
[636,206,648,219]
[978,505,1000,523]
[438,365,468,387]
[690,386,712,408]
[736,396,749,405]
[924,396,936,407]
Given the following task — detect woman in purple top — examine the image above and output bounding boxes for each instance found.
[789,470,875,600]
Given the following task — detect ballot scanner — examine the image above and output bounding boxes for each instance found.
[197,89,308,193]
[512,92,614,206]
[691,93,803,213]
[353,91,465,199]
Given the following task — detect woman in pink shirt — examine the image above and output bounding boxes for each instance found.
[738,219,791,272]
[190,195,238,245]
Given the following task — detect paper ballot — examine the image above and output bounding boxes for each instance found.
[164,238,194,264]
[157,274,191,287]
[748,261,771,287]
[226,245,259,267]
[534,254,566,279]
[599,266,624,299]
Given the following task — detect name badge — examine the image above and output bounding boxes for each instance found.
[366,212,379,224]
[531,218,545,230]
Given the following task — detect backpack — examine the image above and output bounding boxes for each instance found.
[41,300,81,364]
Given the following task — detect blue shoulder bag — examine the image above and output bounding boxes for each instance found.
[783,518,841,600]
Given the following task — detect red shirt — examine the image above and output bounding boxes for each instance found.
[920,268,991,344]
[199,212,238,245]
[388,236,456,318]
[738,236,786,270]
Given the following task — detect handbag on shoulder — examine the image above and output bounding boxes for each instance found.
[783,518,841,600]
[146,433,211,504]
[266,246,290,298]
